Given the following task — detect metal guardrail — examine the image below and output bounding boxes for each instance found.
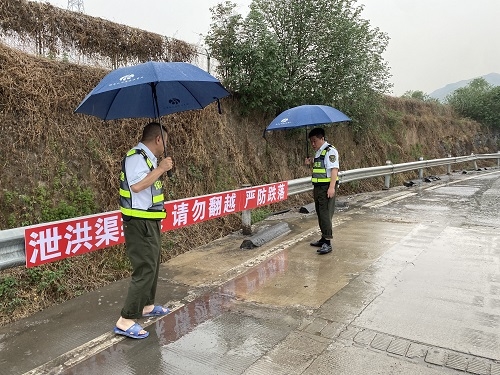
[288,153,500,196]
[0,227,25,271]
[1,152,499,271]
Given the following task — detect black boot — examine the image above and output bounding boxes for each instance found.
[310,238,326,247]
[317,242,332,254]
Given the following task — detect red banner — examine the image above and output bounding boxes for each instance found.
[25,182,288,267]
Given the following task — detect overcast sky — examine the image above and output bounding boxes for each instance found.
[43,0,499,96]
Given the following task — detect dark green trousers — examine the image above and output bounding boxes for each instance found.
[121,218,161,319]
[313,183,337,240]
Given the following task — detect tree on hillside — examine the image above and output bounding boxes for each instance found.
[446,78,500,128]
[401,90,439,103]
[205,0,392,129]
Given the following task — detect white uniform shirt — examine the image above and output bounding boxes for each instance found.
[314,142,339,178]
[124,142,157,210]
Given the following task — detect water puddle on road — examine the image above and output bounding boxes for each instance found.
[63,251,289,374]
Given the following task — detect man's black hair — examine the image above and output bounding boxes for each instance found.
[141,122,168,142]
[308,127,325,139]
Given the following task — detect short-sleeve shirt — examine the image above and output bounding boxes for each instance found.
[124,142,157,210]
[314,142,339,178]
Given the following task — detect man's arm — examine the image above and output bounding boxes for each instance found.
[327,167,338,198]
[130,157,172,193]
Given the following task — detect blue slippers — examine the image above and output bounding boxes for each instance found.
[113,322,149,339]
[113,306,169,338]
[143,305,170,317]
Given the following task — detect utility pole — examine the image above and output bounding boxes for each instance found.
[67,0,85,13]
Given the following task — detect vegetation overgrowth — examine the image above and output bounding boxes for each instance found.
[446,78,500,129]
[206,0,391,130]
[0,0,196,67]
[0,1,499,327]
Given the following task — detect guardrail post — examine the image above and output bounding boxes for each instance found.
[446,154,452,175]
[497,151,500,167]
[471,153,478,170]
[383,160,392,190]
[418,157,424,179]
[241,184,252,235]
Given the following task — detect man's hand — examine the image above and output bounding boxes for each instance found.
[304,157,313,166]
[327,185,336,199]
[159,157,173,173]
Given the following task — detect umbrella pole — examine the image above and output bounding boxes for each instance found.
[152,83,173,177]
[305,127,309,158]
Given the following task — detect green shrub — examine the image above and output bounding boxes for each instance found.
[251,207,272,224]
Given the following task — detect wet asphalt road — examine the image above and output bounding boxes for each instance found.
[1,168,500,374]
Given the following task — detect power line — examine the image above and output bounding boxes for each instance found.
[67,0,84,13]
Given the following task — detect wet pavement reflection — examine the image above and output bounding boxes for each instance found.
[63,252,288,374]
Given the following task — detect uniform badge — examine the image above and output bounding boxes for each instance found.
[329,154,337,163]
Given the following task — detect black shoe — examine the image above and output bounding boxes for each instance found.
[310,239,326,247]
[318,243,332,254]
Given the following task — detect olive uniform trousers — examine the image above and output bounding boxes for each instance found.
[120,218,161,319]
[313,182,338,240]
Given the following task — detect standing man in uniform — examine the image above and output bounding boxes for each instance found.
[114,122,173,339]
[305,127,339,255]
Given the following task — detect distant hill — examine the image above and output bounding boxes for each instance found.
[429,72,500,102]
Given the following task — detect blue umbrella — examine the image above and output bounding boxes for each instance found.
[264,104,350,155]
[265,105,350,131]
[75,61,230,176]
[75,61,230,120]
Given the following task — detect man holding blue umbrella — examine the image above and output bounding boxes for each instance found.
[265,104,349,255]
[75,61,230,338]
[305,127,339,255]
[114,122,173,339]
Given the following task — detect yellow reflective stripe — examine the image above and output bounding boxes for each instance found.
[152,194,164,204]
[311,177,339,183]
[126,149,154,169]
[312,178,331,183]
[120,207,166,219]
[120,188,131,198]
[312,168,327,173]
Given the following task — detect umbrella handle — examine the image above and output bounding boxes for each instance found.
[164,147,173,178]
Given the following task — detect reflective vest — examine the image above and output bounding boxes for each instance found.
[311,144,339,185]
[119,148,166,220]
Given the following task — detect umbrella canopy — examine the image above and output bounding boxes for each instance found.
[74,61,230,120]
[265,105,350,131]
[264,104,351,157]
